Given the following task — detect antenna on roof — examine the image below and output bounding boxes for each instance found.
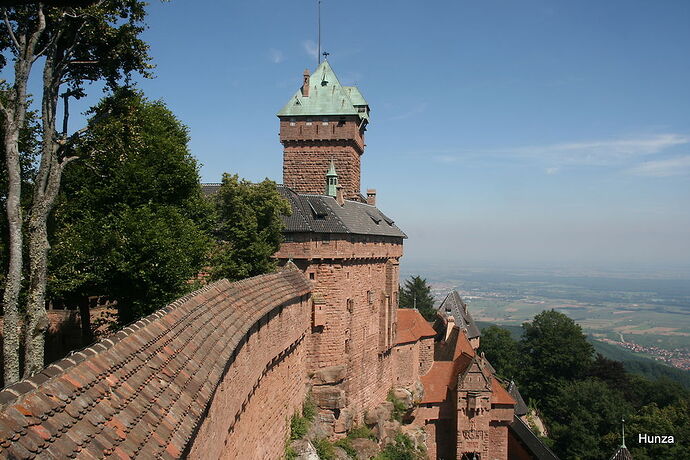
[317,0,322,66]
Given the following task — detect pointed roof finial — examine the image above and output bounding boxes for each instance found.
[621,417,626,448]
[325,160,338,197]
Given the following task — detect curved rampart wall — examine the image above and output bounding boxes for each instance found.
[0,266,311,460]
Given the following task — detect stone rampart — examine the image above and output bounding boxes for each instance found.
[0,266,311,459]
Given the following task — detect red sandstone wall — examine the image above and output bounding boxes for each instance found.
[393,342,417,388]
[275,237,404,264]
[189,295,311,459]
[305,258,394,419]
[419,337,434,376]
[279,118,365,152]
[283,145,362,199]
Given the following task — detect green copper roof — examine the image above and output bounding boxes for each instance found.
[277,60,369,120]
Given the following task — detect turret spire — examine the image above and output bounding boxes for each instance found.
[325,160,338,197]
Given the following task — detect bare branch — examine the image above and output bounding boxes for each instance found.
[59,155,79,169]
[2,8,20,52]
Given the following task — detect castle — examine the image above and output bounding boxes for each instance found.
[0,61,556,459]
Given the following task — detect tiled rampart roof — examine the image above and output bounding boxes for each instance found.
[0,267,310,459]
[395,309,437,345]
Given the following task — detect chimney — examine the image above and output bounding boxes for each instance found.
[335,184,345,206]
[366,189,377,206]
[445,316,455,342]
[301,69,310,97]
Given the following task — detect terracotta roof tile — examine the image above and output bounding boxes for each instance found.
[491,377,515,406]
[0,267,310,459]
[395,309,437,345]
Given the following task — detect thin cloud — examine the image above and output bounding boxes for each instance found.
[507,134,689,166]
[269,49,285,64]
[302,40,318,59]
[429,134,690,168]
[627,155,690,177]
[389,102,428,121]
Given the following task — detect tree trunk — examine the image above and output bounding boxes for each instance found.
[2,118,23,386]
[23,46,62,378]
[1,14,42,384]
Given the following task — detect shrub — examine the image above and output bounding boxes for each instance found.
[376,433,424,460]
[347,425,377,441]
[387,390,407,423]
[284,445,297,460]
[313,438,336,460]
[334,438,358,458]
[290,412,309,440]
[302,394,317,422]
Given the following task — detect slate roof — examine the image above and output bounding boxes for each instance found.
[610,446,633,460]
[509,415,560,460]
[0,267,310,459]
[277,185,407,238]
[395,309,437,345]
[437,291,480,339]
[277,60,369,121]
[201,183,221,196]
[507,381,529,416]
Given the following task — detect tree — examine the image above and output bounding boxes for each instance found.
[519,310,594,403]
[478,325,521,380]
[627,399,690,460]
[209,174,291,281]
[1,2,152,382]
[547,379,632,460]
[399,275,435,321]
[49,88,211,326]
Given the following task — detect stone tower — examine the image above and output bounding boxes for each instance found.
[278,60,370,201]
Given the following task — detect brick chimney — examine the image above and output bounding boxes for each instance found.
[336,184,345,206]
[301,69,310,97]
[366,189,377,206]
[445,316,455,342]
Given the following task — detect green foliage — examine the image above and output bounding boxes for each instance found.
[209,174,290,281]
[313,438,336,460]
[302,394,317,422]
[398,275,436,321]
[334,438,357,458]
[375,433,424,460]
[519,310,594,402]
[387,390,407,422]
[478,325,520,380]
[347,425,377,440]
[49,89,211,324]
[547,379,632,460]
[289,412,310,441]
[284,445,297,460]
[627,399,690,460]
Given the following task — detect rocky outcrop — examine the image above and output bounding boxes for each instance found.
[310,365,347,385]
[350,438,379,460]
[290,439,319,460]
[312,385,347,409]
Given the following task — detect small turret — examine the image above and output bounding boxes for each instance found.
[325,160,338,197]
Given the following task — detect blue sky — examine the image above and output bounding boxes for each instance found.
[8,0,690,273]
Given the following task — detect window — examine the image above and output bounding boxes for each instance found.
[309,272,315,280]
[368,290,374,304]
[347,299,354,313]
[322,234,331,245]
